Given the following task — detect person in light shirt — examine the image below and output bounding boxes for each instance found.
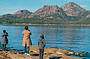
[22,26,32,56]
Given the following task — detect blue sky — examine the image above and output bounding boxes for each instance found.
[0,0,90,15]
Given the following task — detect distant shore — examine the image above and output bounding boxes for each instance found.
[2,23,90,27]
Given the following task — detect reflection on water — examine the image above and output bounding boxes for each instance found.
[0,25,90,58]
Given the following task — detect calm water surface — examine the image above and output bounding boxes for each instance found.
[0,25,90,59]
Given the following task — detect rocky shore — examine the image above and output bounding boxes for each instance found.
[0,46,81,59]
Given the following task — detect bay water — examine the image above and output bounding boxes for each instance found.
[0,25,90,59]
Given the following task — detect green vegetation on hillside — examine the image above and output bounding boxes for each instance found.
[76,18,90,24]
[0,18,67,24]
[0,17,90,24]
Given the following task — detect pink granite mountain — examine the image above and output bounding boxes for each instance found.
[0,2,90,21]
[28,5,67,19]
[61,2,86,16]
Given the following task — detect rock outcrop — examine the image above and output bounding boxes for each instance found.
[0,46,80,59]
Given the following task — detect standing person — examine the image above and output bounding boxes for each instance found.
[22,26,32,56]
[38,34,46,59]
[1,30,8,50]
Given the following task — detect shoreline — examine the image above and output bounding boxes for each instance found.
[1,23,90,27]
[0,45,81,59]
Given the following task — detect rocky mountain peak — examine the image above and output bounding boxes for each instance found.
[67,2,78,6]
[43,5,58,8]
[15,10,31,15]
[34,5,60,14]
[61,2,86,16]
[14,10,32,18]
[28,5,67,18]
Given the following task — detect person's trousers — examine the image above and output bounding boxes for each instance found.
[2,44,6,50]
[24,46,29,54]
[39,49,44,59]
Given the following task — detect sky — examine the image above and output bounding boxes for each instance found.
[0,0,90,15]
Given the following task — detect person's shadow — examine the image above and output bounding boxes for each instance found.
[49,56,61,59]
[31,54,39,56]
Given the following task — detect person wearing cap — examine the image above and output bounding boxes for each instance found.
[1,30,8,50]
[38,34,46,59]
[22,26,32,56]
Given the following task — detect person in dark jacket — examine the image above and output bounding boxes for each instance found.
[38,34,46,59]
[1,30,8,50]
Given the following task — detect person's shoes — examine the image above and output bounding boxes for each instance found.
[25,53,27,55]
[27,53,30,56]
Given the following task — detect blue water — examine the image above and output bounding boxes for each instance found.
[0,25,90,59]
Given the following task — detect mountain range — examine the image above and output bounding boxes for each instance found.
[0,2,90,24]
